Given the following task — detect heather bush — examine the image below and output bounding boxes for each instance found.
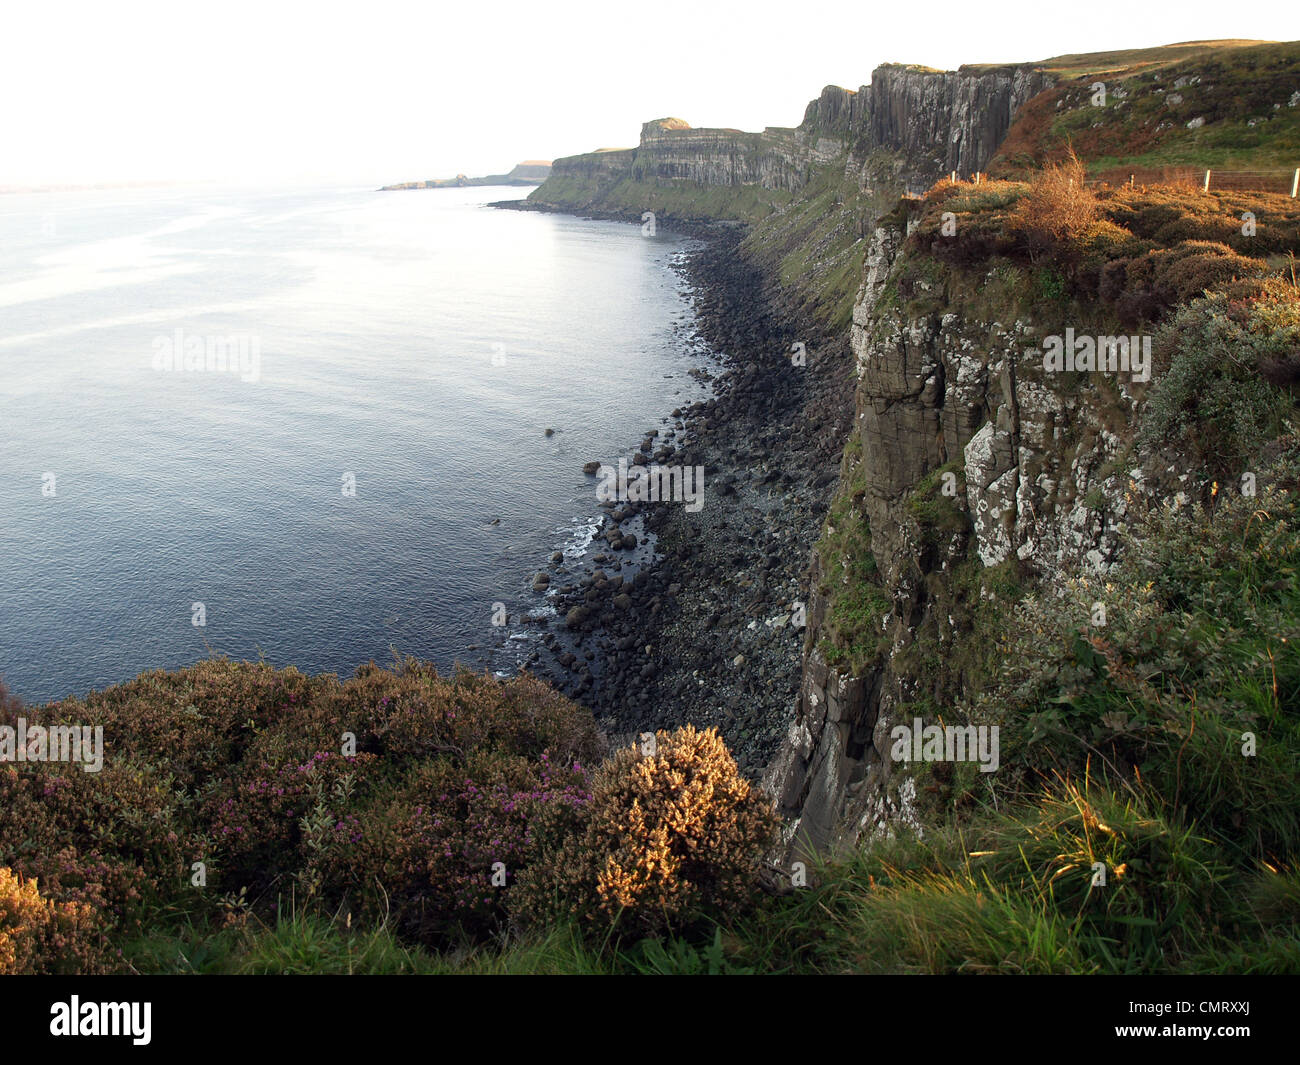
[343,750,591,944]
[205,750,381,895]
[1104,185,1300,256]
[514,725,777,938]
[914,179,1024,267]
[0,753,192,929]
[1099,240,1269,323]
[0,660,604,970]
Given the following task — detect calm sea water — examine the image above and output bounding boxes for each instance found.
[0,183,710,705]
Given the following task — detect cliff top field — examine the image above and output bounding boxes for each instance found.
[1032,38,1280,76]
[993,41,1300,177]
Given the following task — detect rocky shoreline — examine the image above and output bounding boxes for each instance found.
[496,205,855,774]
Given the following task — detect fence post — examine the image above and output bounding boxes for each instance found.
[1203,169,1211,192]
[1292,168,1299,198]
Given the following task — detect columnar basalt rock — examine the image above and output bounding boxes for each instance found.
[632,120,819,192]
[859,65,1055,181]
[530,64,1057,214]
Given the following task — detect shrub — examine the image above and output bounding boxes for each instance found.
[1140,279,1299,475]
[1008,150,1099,256]
[338,750,591,945]
[515,725,777,938]
[0,755,191,930]
[0,866,113,974]
[0,660,605,970]
[205,750,381,896]
[1104,186,1300,257]
[1100,240,1270,324]
[913,181,1024,268]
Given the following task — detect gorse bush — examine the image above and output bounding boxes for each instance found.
[514,725,778,938]
[0,865,112,975]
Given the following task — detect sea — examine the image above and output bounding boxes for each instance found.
[0,182,713,705]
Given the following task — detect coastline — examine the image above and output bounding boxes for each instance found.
[494,205,855,774]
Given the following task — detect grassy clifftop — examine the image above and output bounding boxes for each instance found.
[993,40,1300,176]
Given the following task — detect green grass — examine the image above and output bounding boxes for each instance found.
[125,908,617,975]
[748,156,900,329]
[1034,40,1279,78]
[812,436,896,673]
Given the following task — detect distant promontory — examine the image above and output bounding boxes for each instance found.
[380,160,551,190]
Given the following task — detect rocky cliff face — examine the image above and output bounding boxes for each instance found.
[857,66,1054,184]
[765,217,1151,857]
[530,64,1056,214]
[535,119,834,218]
[381,160,553,190]
[548,147,636,182]
[802,65,1052,177]
[629,119,834,193]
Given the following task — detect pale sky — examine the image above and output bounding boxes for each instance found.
[2,0,1296,187]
